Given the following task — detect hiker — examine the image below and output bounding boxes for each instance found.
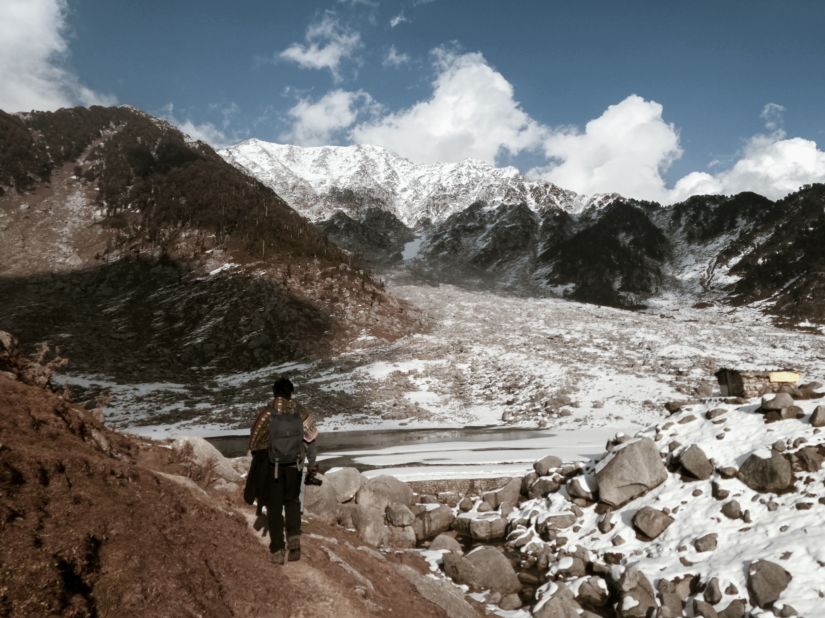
[244,377,318,564]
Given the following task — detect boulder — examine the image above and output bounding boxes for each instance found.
[452,513,507,541]
[617,567,657,617]
[303,473,339,524]
[691,599,719,618]
[747,560,791,608]
[429,533,463,554]
[632,506,674,540]
[395,564,482,618]
[325,467,365,502]
[596,438,668,507]
[530,476,562,498]
[534,583,582,618]
[499,593,522,610]
[351,504,389,546]
[704,577,722,604]
[355,475,414,511]
[521,471,539,495]
[481,477,520,509]
[738,451,794,493]
[385,503,415,527]
[576,576,609,609]
[718,599,746,618]
[761,392,794,411]
[795,445,824,472]
[566,474,598,501]
[810,405,825,427]
[413,504,454,541]
[386,524,416,548]
[171,437,243,484]
[721,500,742,519]
[680,444,714,480]
[443,546,521,594]
[534,454,563,476]
[693,533,718,552]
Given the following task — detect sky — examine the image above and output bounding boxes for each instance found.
[2,0,824,203]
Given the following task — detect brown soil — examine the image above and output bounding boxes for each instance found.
[0,373,448,617]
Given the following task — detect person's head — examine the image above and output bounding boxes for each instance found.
[272,377,294,399]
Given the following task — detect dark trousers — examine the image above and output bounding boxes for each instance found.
[266,465,301,552]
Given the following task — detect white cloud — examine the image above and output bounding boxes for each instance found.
[351,49,546,164]
[531,95,682,202]
[279,13,361,82]
[0,0,114,112]
[389,12,409,28]
[383,45,410,68]
[760,102,785,132]
[281,89,377,146]
[160,103,232,148]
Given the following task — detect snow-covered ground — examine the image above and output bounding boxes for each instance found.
[60,282,825,477]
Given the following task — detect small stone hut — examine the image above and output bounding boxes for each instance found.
[715,368,801,398]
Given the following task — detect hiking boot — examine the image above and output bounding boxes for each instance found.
[287,536,301,562]
[270,549,286,565]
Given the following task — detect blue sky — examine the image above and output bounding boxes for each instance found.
[3,0,825,202]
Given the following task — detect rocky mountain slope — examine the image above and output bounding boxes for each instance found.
[219,139,614,226]
[0,331,473,618]
[220,139,825,326]
[0,107,419,381]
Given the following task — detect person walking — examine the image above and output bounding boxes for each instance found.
[244,377,318,564]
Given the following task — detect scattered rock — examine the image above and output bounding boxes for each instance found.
[458,496,473,512]
[576,576,609,609]
[693,533,718,552]
[530,476,562,499]
[704,577,722,604]
[632,506,674,540]
[718,599,747,618]
[534,454,563,476]
[680,444,714,480]
[482,477,521,509]
[810,405,825,427]
[761,393,795,411]
[499,593,522,610]
[794,445,824,472]
[738,451,794,493]
[566,474,598,501]
[747,560,792,608]
[596,438,668,508]
[617,567,656,617]
[706,408,727,419]
[452,513,507,541]
[692,598,719,618]
[534,583,582,618]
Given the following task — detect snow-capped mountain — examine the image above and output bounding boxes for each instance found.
[219,139,615,225]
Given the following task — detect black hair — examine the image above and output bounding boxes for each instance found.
[272,377,294,399]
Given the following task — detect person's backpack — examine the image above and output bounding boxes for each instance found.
[268,405,304,472]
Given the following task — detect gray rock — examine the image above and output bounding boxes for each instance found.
[452,513,507,541]
[692,598,719,618]
[721,500,742,519]
[304,473,339,524]
[566,474,598,501]
[429,533,463,554]
[499,593,522,610]
[458,496,473,512]
[718,599,746,618]
[747,560,791,608]
[617,567,656,617]
[576,576,609,609]
[521,471,539,495]
[534,454,563,476]
[385,503,415,527]
[482,477,521,509]
[632,506,674,540]
[680,444,714,480]
[413,504,454,541]
[761,392,795,411]
[534,583,582,618]
[351,504,389,546]
[336,502,358,529]
[738,451,794,492]
[396,563,483,618]
[706,408,727,419]
[386,524,416,548]
[795,445,824,472]
[541,513,577,530]
[596,438,668,507]
[693,533,718,552]
[530,476,562,498]
[443,546,521,594]
[704,577,722,604]
[658,575,695,616]
[325,467,365,503]
[810,405,825,427]
[356,475,414,510]
[782,405,804,420]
